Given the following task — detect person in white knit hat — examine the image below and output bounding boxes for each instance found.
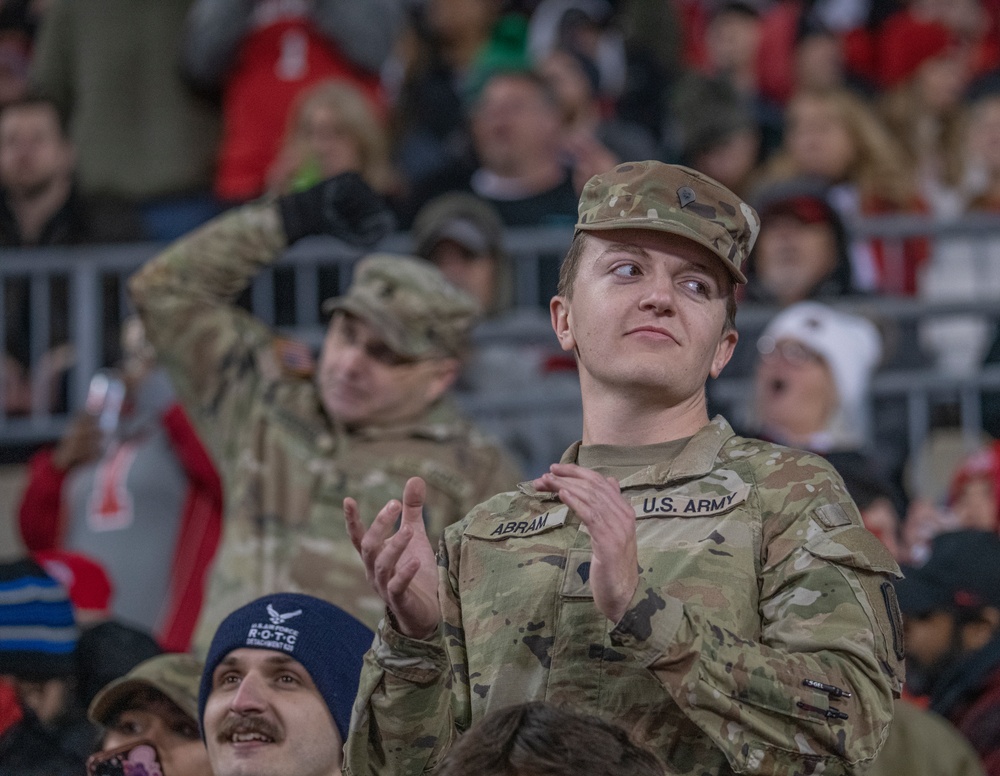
[751,300,882,451]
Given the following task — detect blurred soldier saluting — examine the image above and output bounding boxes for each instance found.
[129,172,521,650]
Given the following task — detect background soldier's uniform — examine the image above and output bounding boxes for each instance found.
[345,421,903,776]
[129,202,522,651]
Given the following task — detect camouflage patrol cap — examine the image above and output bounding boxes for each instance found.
[322,253,481,359]
[575,161,760,283]
[88,653,203,726]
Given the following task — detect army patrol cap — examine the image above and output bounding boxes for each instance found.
[322,253,481,359]
[575,161,760,283]
[88,653,203,726]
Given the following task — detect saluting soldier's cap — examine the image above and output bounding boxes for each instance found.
[89,653,203,726]
[575,161,760,283]
[322,253,481,359]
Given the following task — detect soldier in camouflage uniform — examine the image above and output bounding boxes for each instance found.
[128,173,522,652]
[344,162,904,776]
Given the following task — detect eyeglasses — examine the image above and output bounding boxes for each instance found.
[757,336,824,366]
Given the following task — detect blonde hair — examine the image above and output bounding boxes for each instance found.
[881,81,969,189]
[276,80,394,193]
[760,88,917,207]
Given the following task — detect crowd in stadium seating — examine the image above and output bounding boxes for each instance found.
[3,0,1000,774]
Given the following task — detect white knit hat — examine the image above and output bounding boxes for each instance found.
[758,301,882,447]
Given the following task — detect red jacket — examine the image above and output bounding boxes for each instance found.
[18,404,222,653]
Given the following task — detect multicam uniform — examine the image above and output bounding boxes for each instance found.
[128,203,522,651]
[346,418,904,776]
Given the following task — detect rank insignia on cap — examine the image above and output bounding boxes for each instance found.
[678,186,696,208]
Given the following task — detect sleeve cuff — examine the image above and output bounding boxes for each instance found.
[374,615,448,685]
[610,586,685,666]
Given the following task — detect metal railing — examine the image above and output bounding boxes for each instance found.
[3,217,1000,484]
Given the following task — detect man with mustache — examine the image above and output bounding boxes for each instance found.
[199,592,372,776]
[345,161,904,775]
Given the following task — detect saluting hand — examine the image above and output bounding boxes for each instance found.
[344,477,442,640]
[533,464,639,624]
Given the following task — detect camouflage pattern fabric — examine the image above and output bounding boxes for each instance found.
[128,203,522,653]
[89,653,203,724]
[575,161,761,283]
[345,417,903,776]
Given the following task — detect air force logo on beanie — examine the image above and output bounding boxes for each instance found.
[198,593,374,743]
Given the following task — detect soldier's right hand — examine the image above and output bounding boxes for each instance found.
[344,476,442,640]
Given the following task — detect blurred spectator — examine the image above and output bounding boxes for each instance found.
[757,87,928,294]
[88,654,210,776]
[0,557,97,776]
[434,702,667,776]
[948,442,1000,531]
[266,79,395,197]
[745,177,857,305]
[855,486,989,776]
[668,74,762,196]
[406,68,580,226]
[182,0,401,205]
[896,529,1000,774]
[128,173,521,646]
[526,0,628,102]
[0,96,144,246]
[702,0,763,99]
[906,441,1000,558]
[536,44,657,191]
[387,0,505,190]
[0,95,143,416]
[878,17,974,218]
[75,621,163,711]
[916,88,1000,378]
[412,191,579,474]
[29,0,222,241]
[0,0,42,109]
[198,593,372,776]
[742,301,907,519]
[18,317,223,653]
[869,696,987,776]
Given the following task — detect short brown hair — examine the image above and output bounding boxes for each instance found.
[557,232,738,331]
[433,702,666,776]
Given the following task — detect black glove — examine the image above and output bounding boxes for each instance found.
[278,172,396,247]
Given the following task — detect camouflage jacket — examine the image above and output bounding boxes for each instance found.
[345,417,904,776]
[128,203,522,651]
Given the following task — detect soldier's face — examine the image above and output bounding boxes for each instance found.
[550,230,737,407]
[204,649,342,776]
[318,314,458,428]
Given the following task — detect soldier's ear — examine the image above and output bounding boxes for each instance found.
[710,329,738,379]
[550,296,575,353]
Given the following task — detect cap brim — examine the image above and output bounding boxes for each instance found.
[575,220,748,284]
[320,297,423,359]
[89,676,198,726]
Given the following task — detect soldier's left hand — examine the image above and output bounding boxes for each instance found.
[533,463,638,623]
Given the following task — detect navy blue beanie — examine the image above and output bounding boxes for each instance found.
[198,593,374,743]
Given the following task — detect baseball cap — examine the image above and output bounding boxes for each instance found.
[896,529,1000,616]
[575,161,759,283]
[89,653,203,726]
[754,177,842,227]
[412,193,505,262]
[322,253,481,359]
